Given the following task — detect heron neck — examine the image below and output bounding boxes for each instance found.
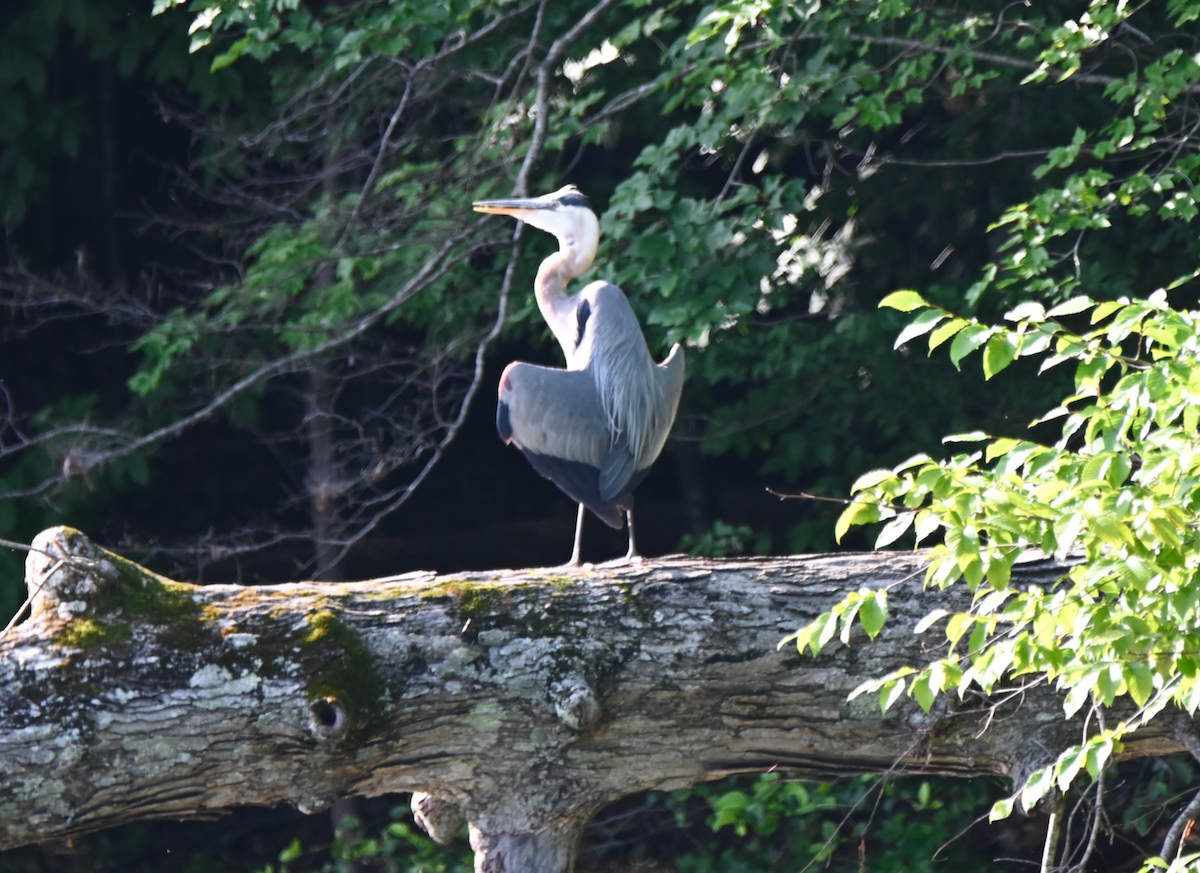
[535,246,594,356]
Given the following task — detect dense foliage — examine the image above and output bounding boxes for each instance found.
[7,0,1200,868]
[755,0,1200,868]
[0,0,1132,581]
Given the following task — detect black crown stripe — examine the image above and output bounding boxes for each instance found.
[558,192,592,210]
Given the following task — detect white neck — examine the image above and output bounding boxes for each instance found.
[528,207,600,360]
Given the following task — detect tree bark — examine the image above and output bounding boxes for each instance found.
[2,527,1193,873]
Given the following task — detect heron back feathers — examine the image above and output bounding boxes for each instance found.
[573,282,685,475]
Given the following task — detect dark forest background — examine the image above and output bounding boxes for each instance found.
[2,0,1200,870]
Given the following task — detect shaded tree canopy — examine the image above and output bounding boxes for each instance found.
[6,0,1184,584]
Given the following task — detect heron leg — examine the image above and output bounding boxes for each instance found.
[567,503,586,567]
[624,508,641,562]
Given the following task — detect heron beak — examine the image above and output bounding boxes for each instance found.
[473,198,551,218]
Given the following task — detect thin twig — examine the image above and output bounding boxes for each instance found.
[875,148,1053,168]
[336,78,415,249]
[716,123,761,205]
[1068,759,1105,872]
[0,536,108,572]
[767,488,855,506]
[1040,792,1065,873]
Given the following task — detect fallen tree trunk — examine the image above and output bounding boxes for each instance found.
[0,527,1190,872]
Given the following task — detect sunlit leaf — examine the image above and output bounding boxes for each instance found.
[893,309,947,349]
[1046,296,1094,317]
[859,591,888,638]
[875,513,914,548]
[949,324,993,369]
[879,290,929,312]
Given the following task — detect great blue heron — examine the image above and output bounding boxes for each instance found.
[474,186,685,565]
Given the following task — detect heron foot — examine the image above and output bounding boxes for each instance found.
[597,553,643,567]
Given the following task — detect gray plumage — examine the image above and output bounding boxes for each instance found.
[476,185,685,563]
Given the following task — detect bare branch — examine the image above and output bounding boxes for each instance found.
[798,31,1200,95]
[516,0,625,195]
[1161,724,1200,861]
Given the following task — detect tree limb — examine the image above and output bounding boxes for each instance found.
[2,527,1195,873]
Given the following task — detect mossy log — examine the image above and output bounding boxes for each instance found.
[0,527,1192,873]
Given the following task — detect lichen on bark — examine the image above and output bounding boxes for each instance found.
[1,527,1194,873]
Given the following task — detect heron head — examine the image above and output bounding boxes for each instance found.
[474,185,599,265]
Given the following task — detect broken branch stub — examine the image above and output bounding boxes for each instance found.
[0,527,1193,873]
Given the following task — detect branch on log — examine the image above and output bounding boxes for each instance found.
[1,527,1193,872]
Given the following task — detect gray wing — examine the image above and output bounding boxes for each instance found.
[500,364,609,466]
[497,362,626,528]
[639,342,685,469]
[598,446,636,503]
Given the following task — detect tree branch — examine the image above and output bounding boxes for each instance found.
[794,32,1200,95]
[515,0,624,196]
[1160,725,1200,861]
[0,228,482,503]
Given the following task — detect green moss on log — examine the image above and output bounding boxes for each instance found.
[56,618,132,649]
[76,553,219,649]
[301,609,385,741]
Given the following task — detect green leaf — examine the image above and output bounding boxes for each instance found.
[211,36,252,72]
[1097,665,1123,705]
[893,309,947,349]
[812,610,839,653]
[1047,296,1094,317]
[915,609,949,635]
[783,623,814,655]
[949,324,993,369]
[985,438,1020,462]
[982,334,1019,380]
[911,672,936,712]
[835,501,882,543]
[945,613,973,647]
[989,796,1015,822]
[279,839,303,863]
[1127,662,1155,707]
[914,510,941,543]
[875,513,914,548]
[894,453,932,472]
[859,591,888,639]
[1020,765,1054,810]
[1084,738,1114,779]
[879,290,929,311]
[851,469,897,492]
[1092,300,1125,323]
[943,431,989,443]
[1005,301,1045,322]
[880,677,907,713]
[1055,745,1087,790]
[928,318,969,352]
